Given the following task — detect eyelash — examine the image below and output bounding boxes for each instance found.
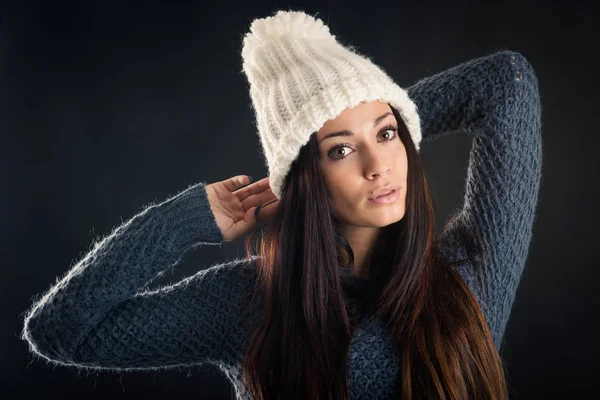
[327,124,399,161]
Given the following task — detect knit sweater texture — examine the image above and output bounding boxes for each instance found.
[20,50,542,399]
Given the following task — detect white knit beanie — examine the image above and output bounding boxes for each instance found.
[241,10,422,200]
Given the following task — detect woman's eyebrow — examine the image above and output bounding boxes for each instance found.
[318,112,393,144]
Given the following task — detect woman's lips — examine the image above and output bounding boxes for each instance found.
[368,189,399,204]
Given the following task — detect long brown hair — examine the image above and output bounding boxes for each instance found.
[241,105,508,399]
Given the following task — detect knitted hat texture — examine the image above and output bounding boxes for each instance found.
[241,10,422,199]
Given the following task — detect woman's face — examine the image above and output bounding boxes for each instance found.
[316,100,408,229]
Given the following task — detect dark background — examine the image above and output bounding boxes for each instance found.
[2,0,598,398]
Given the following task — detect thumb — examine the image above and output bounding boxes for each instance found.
[254,199,278,226]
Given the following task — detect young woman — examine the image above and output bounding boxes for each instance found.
[20,10,542,400]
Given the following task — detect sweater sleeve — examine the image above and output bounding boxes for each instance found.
[406,50,543,349]
[20,181,260,371]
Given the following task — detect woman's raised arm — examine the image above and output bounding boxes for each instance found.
[20,181,263,371]
[407,50,543,349]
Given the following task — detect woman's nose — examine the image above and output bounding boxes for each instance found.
[365,152,391,178]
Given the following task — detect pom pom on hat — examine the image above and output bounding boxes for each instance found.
[240,10,422,200]
[244,10,335,45]
[241,11,337,79]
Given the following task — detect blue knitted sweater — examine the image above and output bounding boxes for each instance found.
[20,50,542,399]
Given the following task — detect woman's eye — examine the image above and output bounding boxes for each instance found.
[327,127,397,160]
[330,146,352,159]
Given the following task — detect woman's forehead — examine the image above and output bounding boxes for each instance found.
[317,101,394,140]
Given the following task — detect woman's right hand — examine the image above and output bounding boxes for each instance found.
[205,175,279,242]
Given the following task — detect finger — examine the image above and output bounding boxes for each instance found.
[254,198,279,225]
[241,187,277,211]
[221,175,253,193]
[234,176,272,200]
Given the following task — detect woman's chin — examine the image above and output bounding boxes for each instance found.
[366,205,405,226]
[359,211,405,228]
